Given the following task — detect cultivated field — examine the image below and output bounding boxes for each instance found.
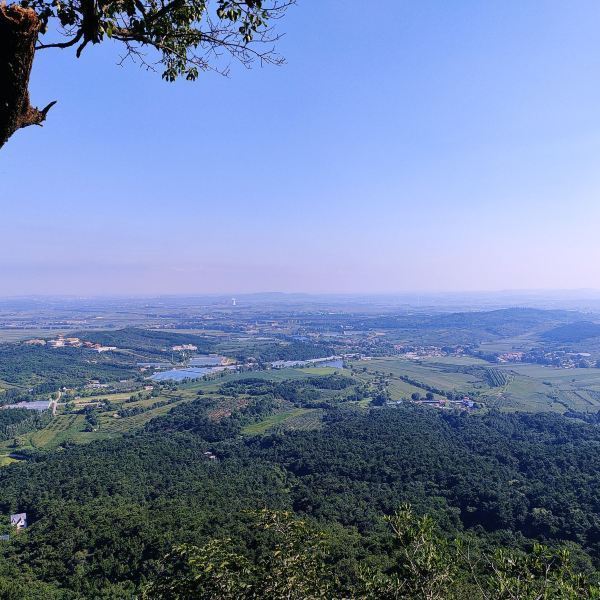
[352,356,600,413]
[0,329,73,342]
[0,366,349,465]
[5,353,598,469]
[242,408,316,435]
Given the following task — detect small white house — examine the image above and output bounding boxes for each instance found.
[10,513,27,529]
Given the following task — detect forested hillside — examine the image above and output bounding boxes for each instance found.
[75,328,216,355]
[0,404,598,597]
[0,344,136,386]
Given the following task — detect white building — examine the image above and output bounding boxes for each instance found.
[10,513,27,529]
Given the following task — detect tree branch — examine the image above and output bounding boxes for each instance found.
[0,4,56,147]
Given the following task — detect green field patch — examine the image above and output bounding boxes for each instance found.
[301,367,348,375]
[180,368,333,395]
[0,329,73,342]
[0,379,21,392]
[388,379,432,400]
[354,357,600,413]
[477,333,541,354]
[419,356,490,366]
[99,398,189,434]
[11,414,89,450]
[242,408,314,435]
[33,415,83,445]
[490,365,600,411]
[560,390,598,410]
[497,364,600,383]
[76,391,134,404]
[355,358,483,391]
[274,409,324,431]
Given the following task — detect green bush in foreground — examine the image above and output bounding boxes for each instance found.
[143,506,600,600]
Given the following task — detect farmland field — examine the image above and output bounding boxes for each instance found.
[354,358,485,392]
[0,366,351,465]
[4,349,600,470]
[0,413,90,463]
[488,364,600,412]
[353,356,600,413]
[98,398,191,434]
[477,334,542,353]
[242,408,316,435]
[387,378,431,400]
[0,328,73,342]
[498,364,600,387]
[418,355,489,366]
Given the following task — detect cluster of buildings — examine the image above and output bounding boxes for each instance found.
[415,396,475,409]
[390,394,475,412]
[23,338,46,346]
[25,336,117,353]
[497,352,525,363]
[498,350,597,369]
[85,381,109,389]
[395,346,445,360]
[172,344,198,351]
[394,345,468,360]
[48,336,83,348]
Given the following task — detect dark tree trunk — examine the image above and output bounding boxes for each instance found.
[0,4,55,149]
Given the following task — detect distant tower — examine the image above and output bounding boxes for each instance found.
[231,298,237,307]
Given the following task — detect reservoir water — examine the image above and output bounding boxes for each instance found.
[150,365,231,381]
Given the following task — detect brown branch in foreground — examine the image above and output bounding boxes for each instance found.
[0,3,56,148]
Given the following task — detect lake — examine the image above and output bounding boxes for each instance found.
[149,365,232,381]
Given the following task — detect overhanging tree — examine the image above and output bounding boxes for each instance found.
[0,0,293,148]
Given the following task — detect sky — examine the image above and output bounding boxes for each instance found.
[2,0,600,296]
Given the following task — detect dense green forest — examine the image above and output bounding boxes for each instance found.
[217,374,364,408]
[0,402,598,597]
[0,408,35,432]
[74,328,333,364]
[229,340,335,363]
[0,344,136,386]
[0,409,51,442]
[75,328,216,356]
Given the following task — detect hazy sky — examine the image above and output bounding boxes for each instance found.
[2,0,600,295]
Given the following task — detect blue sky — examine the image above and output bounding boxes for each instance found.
[2,0,600,295]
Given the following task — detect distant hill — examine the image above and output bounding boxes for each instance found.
[540,321,600,343]
[346,307,589,346]
[421,307,585,338]
[426,307,581,327]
